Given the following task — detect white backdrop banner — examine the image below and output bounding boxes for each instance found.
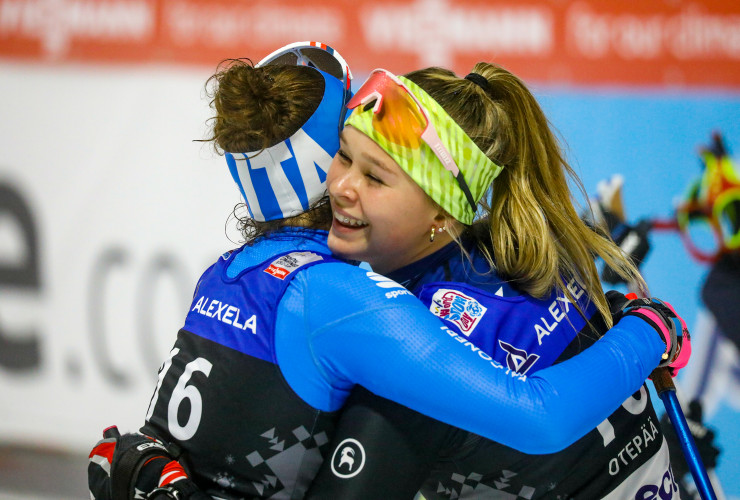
[0,62,244,451]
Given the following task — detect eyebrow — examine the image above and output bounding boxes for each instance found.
[360,151,395,174]
[339,131,396,175]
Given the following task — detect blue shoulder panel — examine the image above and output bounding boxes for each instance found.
[417,279,595,375]
[184,246,334,364]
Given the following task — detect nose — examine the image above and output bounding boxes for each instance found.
[327,159,358,205]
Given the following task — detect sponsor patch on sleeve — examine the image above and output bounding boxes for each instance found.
[264,251,324,280]
[429,288,487,336]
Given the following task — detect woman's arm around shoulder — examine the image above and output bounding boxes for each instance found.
[300,263,665,453]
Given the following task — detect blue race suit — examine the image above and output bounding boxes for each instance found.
[136,228,664,498]
[307,239,675,500]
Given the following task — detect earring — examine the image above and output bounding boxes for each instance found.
[430,226,436,243]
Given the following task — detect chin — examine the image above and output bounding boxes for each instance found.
[327,234,364,262]
[326,232,349,256]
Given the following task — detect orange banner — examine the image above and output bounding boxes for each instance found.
[2,0,740,88]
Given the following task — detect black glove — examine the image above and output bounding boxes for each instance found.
[148,480,212,500]
[660,400,721,480]
[606,289,634,319]
[88,425,209,500]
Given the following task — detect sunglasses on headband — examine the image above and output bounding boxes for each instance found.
[347,69,477,212]
[257,41,353,133]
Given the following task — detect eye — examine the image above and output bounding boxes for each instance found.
[365,173,384,185]
[336,149,351,164]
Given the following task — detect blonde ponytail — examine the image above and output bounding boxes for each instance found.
[406,63,646,328]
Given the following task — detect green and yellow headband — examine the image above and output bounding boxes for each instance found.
[346,69,503,224]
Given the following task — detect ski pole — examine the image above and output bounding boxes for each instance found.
[651,368,717,500]
[628,222,726,498]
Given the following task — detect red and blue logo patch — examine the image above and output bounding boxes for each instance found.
[429,289,487,336]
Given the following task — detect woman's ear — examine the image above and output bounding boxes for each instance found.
[433,212,449,229]
[432,212,466,241]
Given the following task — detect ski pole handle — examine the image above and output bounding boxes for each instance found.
[650,367,675,393]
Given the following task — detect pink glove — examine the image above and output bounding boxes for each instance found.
[606,291,692,376]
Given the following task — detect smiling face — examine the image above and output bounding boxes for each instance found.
[326,126,450,274]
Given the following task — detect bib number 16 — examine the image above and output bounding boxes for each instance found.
[145,347,213,441]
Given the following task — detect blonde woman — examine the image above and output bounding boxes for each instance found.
[308,65,690,499]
